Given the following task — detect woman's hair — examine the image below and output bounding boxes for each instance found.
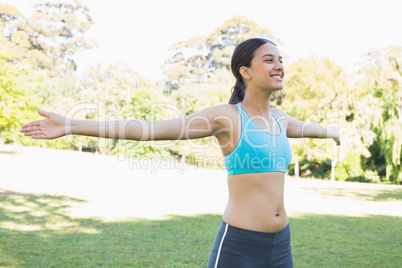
[228,38,276,104]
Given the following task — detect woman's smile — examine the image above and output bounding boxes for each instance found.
[271,73,283,81]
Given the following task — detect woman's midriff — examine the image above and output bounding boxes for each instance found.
[222,171,288,233]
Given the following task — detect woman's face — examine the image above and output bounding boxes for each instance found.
[247,42,285,92]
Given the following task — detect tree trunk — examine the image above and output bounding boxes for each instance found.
[294,154,299,178]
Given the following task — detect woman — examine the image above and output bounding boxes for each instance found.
[21,38,340,267]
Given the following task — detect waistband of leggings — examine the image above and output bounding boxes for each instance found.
[221,221,290,241]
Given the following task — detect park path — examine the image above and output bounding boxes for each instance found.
[1,145,401,220]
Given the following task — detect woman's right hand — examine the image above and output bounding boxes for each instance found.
[328,126,341,146]
[20,109,70,139]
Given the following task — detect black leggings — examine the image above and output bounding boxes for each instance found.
[208,221,294,268]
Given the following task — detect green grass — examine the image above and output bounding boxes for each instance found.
[300,186,402,202]
[291,214,401,267]
[0,189,401,267]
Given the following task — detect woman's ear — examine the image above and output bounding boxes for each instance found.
[239,66,251,81]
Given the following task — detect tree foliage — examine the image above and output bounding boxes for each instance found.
[0,41,43,146]
[2,0,95,75]
[355,46,402,183]
[282,56,345,165]
[111,90,171,159]
[0,57,38,134]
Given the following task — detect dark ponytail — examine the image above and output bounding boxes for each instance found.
[228,38,276,104]
[229,79,246,104]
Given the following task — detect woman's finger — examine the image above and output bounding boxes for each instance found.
[21,120,42,130]
[23,130,43,136]
[20,125,40,133]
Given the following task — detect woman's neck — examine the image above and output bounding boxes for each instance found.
[241,92,272,115]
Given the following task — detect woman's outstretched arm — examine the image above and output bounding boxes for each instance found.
[286,113,341,146]
[20,105,230,141]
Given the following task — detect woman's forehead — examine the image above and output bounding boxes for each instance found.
[255,43,281,57]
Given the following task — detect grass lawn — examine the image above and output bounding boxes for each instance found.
[1,146,401,267]
[0,193,400,267]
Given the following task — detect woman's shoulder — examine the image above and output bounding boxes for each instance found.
[206,103,240,115]
[270,107,290,125]
[270,107,288,117]
[191,104,240,125]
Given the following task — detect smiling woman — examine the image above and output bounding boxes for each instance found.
[20,38,340,267]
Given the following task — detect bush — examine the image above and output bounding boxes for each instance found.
[335,153,365,181]
[346,175,369,183]
[288,158,331,179]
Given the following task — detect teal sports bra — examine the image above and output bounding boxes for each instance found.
[224,104,292,175]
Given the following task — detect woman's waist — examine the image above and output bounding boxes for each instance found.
[223,200,288,232]
[225,197,286,216]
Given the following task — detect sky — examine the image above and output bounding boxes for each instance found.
[6,0,402,80]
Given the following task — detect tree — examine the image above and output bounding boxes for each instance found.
[74,63,165,154]
[111,90,171,159]
[0,49,41,144]
[356,46,402,184]
[281,55,375,181]
[79,63,158,116]
[162,16,279,90]
[282,56,343,177]
[0,4,23,27]
[2,0,95,75]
